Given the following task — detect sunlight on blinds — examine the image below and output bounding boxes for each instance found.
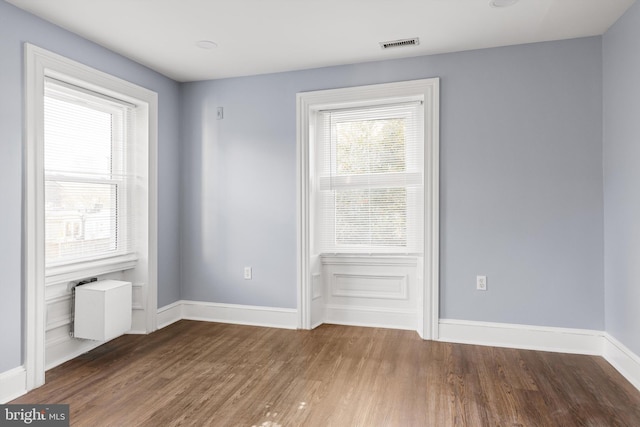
[44,79,135,267]
[315,101,424,253]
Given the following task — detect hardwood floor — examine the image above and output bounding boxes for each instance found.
[13,320,640,426]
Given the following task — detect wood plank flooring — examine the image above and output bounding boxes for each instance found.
[12,320,640,426]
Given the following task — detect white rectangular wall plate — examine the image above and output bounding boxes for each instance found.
[476,275,487,291]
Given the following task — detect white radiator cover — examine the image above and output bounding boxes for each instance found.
[74,280,132,341]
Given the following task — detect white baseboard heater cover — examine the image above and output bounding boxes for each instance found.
[74,280,132,341]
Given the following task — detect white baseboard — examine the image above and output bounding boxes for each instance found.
[438,319,603,355]
[157,301,183,329]
[603,333,640,391]
[437,320,640,392]
[181,300,298,329]
[0,366,27,403]
[324,304,417,331]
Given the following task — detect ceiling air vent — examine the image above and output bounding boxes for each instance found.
[379,37,420,50]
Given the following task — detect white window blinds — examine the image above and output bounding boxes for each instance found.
[315,101,424,253]
[44,78,135,268]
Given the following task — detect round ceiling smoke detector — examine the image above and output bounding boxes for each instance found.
[489,0,519,7]
[196,40,218,50]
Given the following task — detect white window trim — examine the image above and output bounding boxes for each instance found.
[296,78,439,339]
[44,254,138,286]
[24,44,158,390]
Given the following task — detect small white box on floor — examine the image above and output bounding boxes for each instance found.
[74,280,132,341]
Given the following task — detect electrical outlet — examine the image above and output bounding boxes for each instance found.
[244,266,252,280]
[476,275,487,291]
[216,107,224,120]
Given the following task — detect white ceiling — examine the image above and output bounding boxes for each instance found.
[6,0,636,82]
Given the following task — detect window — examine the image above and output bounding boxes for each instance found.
[25,44,158,388]
[297,78,438,334]
[315,101,424,253]
[44,79,135,269]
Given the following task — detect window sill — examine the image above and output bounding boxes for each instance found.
[45,253,138,286]
[319,253,419,267]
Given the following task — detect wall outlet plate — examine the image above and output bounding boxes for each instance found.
[476,275,487,291]
[244,266,252,280]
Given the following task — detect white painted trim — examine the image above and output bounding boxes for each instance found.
[330,274,409,300]
[325,305,417,331]
[45,254,138,286]
[45,293,71,328]
[24,42,48,391]
[296,78,440,337]
[0,367,27,403]
[24,43,158,393]
[438,319,603,355]
[603,333,640,392]
[181,300,298,329]
[157,301,183,329]
[46,336,103,371]
[296,92,312,330]
[159,300,415,332]
[320,254,418,267]
[131,283,145,310]
[424,80,440,340]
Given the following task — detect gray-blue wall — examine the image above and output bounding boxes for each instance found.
[180,37,605,329]
[603,0,640,356]
[0,0,181,372]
